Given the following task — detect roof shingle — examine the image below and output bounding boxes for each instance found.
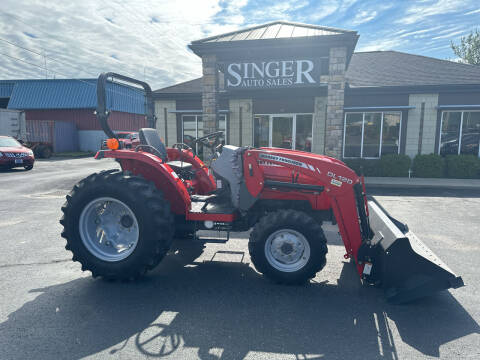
[346,51,480,88]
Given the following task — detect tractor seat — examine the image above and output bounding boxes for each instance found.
[138,128,168,162]
[138,128,193,173]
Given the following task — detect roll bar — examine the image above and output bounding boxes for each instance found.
[96,72,155,139]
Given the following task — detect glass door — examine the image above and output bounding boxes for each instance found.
[272,116,293,149]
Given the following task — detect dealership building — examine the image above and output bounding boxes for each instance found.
[154,21,480,160]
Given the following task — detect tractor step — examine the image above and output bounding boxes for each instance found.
[190,200,236,214]
[194,237,229,244]
[195,230,230,243]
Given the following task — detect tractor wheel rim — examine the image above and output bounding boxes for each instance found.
[264,229,310,272]
[79,197,139,262]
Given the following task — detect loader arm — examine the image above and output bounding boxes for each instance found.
[245,148,463,303]
[245,148,369,276]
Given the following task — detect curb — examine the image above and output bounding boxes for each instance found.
[364,177,480,191]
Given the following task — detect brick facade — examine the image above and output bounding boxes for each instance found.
[324,47,347,159]
[201,54,219,135]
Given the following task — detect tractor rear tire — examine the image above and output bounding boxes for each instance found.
[248,210,328,284]
[60,169,174,280]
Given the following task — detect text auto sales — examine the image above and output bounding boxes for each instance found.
[226,60,318,89]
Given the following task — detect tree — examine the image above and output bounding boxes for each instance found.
[451,29,480,65]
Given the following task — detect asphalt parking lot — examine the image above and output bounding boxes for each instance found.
[0,157,479,360]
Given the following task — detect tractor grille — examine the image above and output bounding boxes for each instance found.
[4,152,29,158]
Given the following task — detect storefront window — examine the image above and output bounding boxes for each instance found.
[272,116,293,149]
[296,114,313,152]
[253,114,313,151]
[344,113,363,157]
[182,115,197,145]
[362,113,382,157]
[440,111,480,156]
[382,113,401,155]
[462,112,480,155]
[182,114,226,156]
[254,115,269,147]
[343,111,402,158]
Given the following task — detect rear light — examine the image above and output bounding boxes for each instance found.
[106,138,119,150]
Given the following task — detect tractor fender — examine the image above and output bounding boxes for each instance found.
[166,148,216,194]
[96,150,191,214]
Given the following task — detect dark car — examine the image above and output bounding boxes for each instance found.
[0,135,35,170]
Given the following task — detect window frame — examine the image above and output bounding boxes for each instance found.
[342,111,402,159]
[252,113,314,151]
[181,113,227,143]
[438,110,480,157]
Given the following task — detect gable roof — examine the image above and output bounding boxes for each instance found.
[346,51,480,88]
[154,78,203,95]
[3,79,146,114]
[191,20,356,44]
[154,51,480,95]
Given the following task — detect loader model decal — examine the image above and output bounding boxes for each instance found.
[259,153,312,170]
[327,171,353,185]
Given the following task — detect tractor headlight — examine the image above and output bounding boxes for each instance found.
[27,150,34,156]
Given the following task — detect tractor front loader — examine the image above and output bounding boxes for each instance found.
[60,73,463,304]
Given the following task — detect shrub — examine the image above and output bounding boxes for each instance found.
[412,154,445,178]
[379,154,411,177]
[344,158,381,176]
[445,155,480,179]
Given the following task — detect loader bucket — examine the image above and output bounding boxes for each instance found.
[366,200,464,304]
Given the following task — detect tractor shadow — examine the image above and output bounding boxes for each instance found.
[0,241,478,359]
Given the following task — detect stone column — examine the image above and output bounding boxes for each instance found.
[325,47,347,159]
[202,54,219,135]
[201,54,218,163]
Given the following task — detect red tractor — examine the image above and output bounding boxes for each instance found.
[60,73,463,304]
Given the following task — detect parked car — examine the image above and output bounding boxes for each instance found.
[101,131,139,150]
[0,135,35,170]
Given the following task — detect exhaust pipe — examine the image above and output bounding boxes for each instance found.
[360,200,464,304]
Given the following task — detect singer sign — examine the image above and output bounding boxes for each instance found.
[224,59,322,90]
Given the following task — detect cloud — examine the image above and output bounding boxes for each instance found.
[397,0,474,25]
[465,8,480,15]
[351,10,377,25]
[0,0,478,90]
[0,0,240,88]
[357,38,406,52]
[431,29,469,40]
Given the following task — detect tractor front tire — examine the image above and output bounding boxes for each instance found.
[248,210,328,284]
[60,169,174,280]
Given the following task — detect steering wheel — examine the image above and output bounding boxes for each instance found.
[172,143,193,152]
[192,131,225,149]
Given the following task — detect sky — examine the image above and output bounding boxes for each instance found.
[0,0,479,90]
